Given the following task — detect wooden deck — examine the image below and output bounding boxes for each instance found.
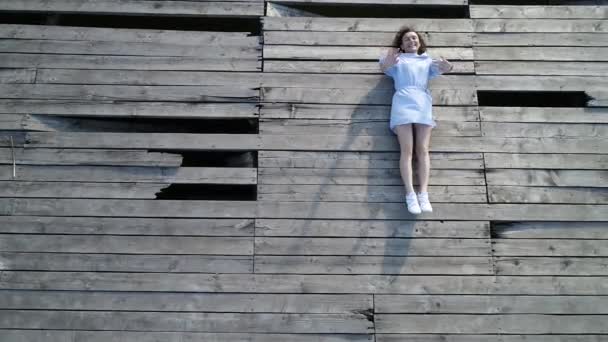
[0,1,607,341]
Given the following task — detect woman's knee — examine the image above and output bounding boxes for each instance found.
[415,144,429,158]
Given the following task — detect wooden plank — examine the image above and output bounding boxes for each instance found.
[0,310,372,333]
[474,47,608,61]
[470,5,608,19]
[260,87,478,105]
[474,32,608,47]
[0,84,258,102]
[474,19,608,33]
[3,272,608,294]
[475,75,608,92]
[489,186,608,204]
[259,151,484,169]
[257,202,608,221]
[264,31,473,47]
[493,239,608,257]
[0,291,371,313]
[263,17,473,32]
[484,153,608,170]
[260,119,481,137]
[0,216,254,236]
[0,199,257,218]
[0,0,264,17]
[266,2,320,17]
[1,132,260,150]
[0,234,253,254]
[475,61,608,76]
[496,257,608,276]
[0,100,258,118]
[589,90,608,107]
[0,252,253,273]
[273,0,466,4]
[493,222,608,240]
[0,53,261,71]
[258,168,486,186]
[486,169,607,187]
[479,107,608,124]
[377,335,608,342]
[258,184,487,203]
[376,314,608,333]
[256,219,490,238]
[0,181,167,198]
[376,294,608,314]
[264,46,472,60]
[0,331,374,342]
[254,256,493,275]
[264,60,474,74]
[0,69,35,84]
[0,24,258,46]
[0,165,257,184]
[0,40,260,58]
[255,237,490,256]
[0,148,183,166]
[481,122,607,138]
[260,104,479,121]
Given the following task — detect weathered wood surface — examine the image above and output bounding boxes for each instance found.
[3,272,608,294]
[489,186,608,204]
[493,239,608,257]
[271,0,466,4]
[0,165,257,184]
[479,107,608,124]
[0,181,167,198]
[264,60,474,74]
[0,0,264,17]
[264,46,472,60]
[475,61,608,76]
[0,148,182,166]
[377,336,608,342]
[481,122,607,138]
[470,6,608,19]
[0,68,36,84]
[0,216,255,236]
[484,153,608,170]
[473,32,608,46]
[493,222,608,240]
[496,257,608,276]
[264,31,473,47]
[474,19,608,33]
[475,75,608,91]
[474,47,608,61]
[0,253,254,273]
[486,169,607,187]
[258,184,487,203]
[263,17,473,32]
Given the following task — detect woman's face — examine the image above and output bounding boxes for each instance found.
[401,31,420,53]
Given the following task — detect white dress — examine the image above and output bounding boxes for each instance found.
[379,52,442,133]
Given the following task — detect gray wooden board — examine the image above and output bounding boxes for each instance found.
[0,0,264,17]
[263,31,473,46]
[475,75,608,91]
[263,17,474,32]
[264,60,473,74]
[375,294,608,314]
[377,335,608,342]
[258,184,488,203]
[0,234,253,254]
[255,219,490,238]
[493,239,608,257]
[473,32,608,46]
[496,257,608,276]
[0,181,168,198]
[258,168,486,186]
[474,47,608,61]
[254,237,491,256]
[0,165,257,184]
[0,252,253,273]
[0,24,258,46]
[0,290,371,313]
[4,272,608,294]
[488,186,608,204]
[0,331,374,342]
[0,216,255,236]
[479,107,608,124]
[0,148,183,166]
[486,169,607,187]
[481,122,608,138]
[474,19,608,33]
[493,222,608,240]
[254,256,493,275]
[470,5,608,19]
[259,151,484,169]
[375,314,608,333]
[264,46,472,60]
[0,69,36,84]
[0,53,261,71]
[475,61,608,76]
[272,0,466,4]
[0,310,372,333]
[0,100,259,118]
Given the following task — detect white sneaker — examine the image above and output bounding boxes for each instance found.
[405,192,421,215]
[417,192,433,213]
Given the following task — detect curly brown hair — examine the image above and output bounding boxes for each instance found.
[391,26,427,55]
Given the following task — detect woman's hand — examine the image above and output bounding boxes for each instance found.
[381,47,399,71]
[433,56,453,73]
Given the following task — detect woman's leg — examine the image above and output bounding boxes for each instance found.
[395,124,415,194]
[414,124,433,193]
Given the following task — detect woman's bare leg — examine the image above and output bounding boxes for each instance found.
[414,124,433,193]
[395,124,415,194]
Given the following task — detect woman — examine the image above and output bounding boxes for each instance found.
[379,27,453,215]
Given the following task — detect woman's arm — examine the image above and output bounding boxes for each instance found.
[430,56,453,79]
[379,47,399,75]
